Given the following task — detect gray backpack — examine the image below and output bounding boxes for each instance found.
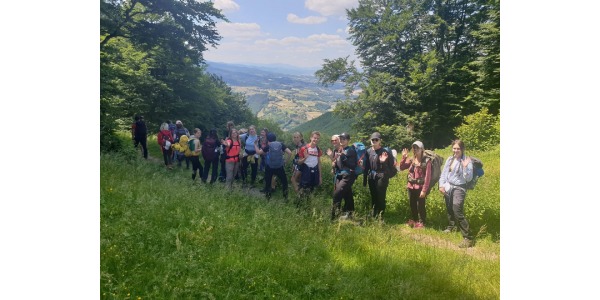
[266,141,284,168]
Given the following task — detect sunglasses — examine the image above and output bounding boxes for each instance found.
[371,138,380,142]
[331,140,337,142]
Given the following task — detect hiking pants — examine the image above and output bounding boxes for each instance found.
[332,174,355,219]
[162,148,173,166]
[299,164,320,191]
[408,188,427,224]
[225,160,240,189]
[264,166,288,200]
[368,174,389,219]
[134,137,148,159]
[202,158,219,184]
[241,153,258,184]
[444,187,472,240]
[190,156,203,181]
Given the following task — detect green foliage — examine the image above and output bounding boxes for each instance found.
[291,111,356,141]
[454,108,500,151]
[317,0,500,149]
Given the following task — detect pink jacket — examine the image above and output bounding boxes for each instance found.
[399,156,432,192]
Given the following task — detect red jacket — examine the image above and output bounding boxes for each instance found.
[400,156,432,192]
[157,130,174,153]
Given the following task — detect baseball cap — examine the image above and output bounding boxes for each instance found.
[412,141,424,149]
[176,120,182,125]
[370,132,382,140]
[338,132,350,140]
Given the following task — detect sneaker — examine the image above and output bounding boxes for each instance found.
[443,227,455,233]
[458,238,475,248]
[407,220,416,228]
[414,222,424,229]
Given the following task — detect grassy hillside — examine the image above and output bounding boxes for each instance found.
[290,111,357,139]
[101,141,500,298]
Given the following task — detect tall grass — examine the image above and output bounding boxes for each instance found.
[101,143,500,299]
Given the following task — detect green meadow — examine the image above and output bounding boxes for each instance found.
[101,141,499,299]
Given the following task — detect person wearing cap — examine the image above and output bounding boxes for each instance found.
[399,140,432,228]
[363,132,397,220]
[439,139,475,248]
[157,122,175,169]
[254,132,293,201]
[331,132,358,221]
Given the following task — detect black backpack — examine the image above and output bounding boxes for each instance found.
[202,137,219,161]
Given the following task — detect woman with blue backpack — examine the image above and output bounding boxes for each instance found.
[439,139,475,248]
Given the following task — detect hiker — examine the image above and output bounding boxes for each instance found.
[201,128,221,184]
[133,115,148,159]
[187,128,203,182]
[290,132,306,193]
[254,132,293,201]
[326,135,341,174]
[239,125,260,186]
[439,139,475,248]
[331,132,358,221]
[167,120,177,162]
[218,121,235,182]
[171,134,190,168]
[173,120,191,169]
[157,122,174,169]
[399,141,432,228]
[363,132,396,220]
[297,131,322,195]
[258,128,269,173]
[222,127,241,190]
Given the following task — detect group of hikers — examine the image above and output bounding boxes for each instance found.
[132,116,477,248]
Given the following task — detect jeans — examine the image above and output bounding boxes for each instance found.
[202,158,219,183]
[408,188,427,224]
[332,174,356,219]
[368,174,389,219]
[444,187,472,240]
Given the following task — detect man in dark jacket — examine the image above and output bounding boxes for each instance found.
[363,132,397,220]
[133,115,148,159]
[331,132,357,221]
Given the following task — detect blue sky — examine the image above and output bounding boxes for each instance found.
[205,0,360,68]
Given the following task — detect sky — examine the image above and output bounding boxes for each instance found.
[204,0,360,68]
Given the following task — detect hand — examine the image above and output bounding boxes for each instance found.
[326,148,333,157]
[401,148,408,158]
[419,190,426,199]
[439,187,446,194]
[380,151,388,162]
[462,156,471,168]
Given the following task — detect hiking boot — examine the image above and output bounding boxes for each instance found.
[443,227,455,233]
[458,238,475,248]
[407,220,416,228]
[414,222,424,229]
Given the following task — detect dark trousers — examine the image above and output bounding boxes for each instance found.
[176,152,190,168]
[241,154,258,184]
[444,188,472,240]
[332,174,356,219]
[134,137,148,159]
[264,166,288,200]
[299,164,320,192]
[202,158,219,183]
[408,188,427,223]
[368,175,389,218]
[219,156,226,181]
[162,149,173,166]
[190,156,203,181]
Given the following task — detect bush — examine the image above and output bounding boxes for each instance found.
[454,108,499,151]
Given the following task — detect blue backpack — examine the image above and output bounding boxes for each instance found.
[266,141,284,168]
[353,142,367,175]
[465,156,484,190]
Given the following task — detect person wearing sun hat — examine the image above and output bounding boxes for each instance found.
[331,132,358,221]
[363,132,397,221]
[399,140,432,228]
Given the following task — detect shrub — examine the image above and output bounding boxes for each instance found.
[454,108,499,151]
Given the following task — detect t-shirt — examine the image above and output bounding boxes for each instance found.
[239,134,258,153]
[299,145,322,168]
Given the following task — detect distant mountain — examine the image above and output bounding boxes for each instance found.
[205,61,347,132]
[206,61,318,76]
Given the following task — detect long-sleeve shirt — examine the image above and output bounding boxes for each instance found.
[439,155,473,191]
[335,145,357,175]
[399,156,432,192]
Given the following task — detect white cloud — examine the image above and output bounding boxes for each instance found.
[305,0,359,17]
[216,22,265,40]
[213,0,240,12]
[287,13,327,25]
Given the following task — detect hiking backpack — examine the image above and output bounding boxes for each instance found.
[423,150,444,193]
[186,138,196,156]
[465,156,484,190]
[353,142,367,175]
[202,137,218,161]
[266,141,284,168]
